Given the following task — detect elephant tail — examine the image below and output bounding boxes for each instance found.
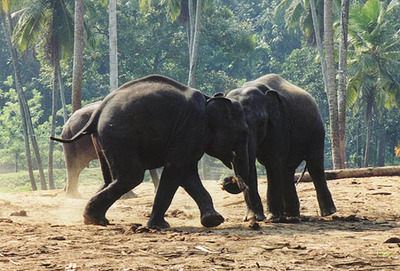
[295,164,308,185]
[50,108,100,144]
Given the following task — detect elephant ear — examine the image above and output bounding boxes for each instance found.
[206,94,233,130]
[265,89,282,127]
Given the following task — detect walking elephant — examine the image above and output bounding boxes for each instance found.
[51,75,250,228]
[61,102,159,198]
[226,74,336,221]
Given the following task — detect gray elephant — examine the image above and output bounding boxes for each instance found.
[51,75,249,228]
[61,102,159,198]
[226,74,336,221]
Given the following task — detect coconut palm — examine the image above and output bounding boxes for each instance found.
[276,0,348,169]
[13,0,74,188]
[347,0,400,167]
[72,0,84,112]
[1,0,48,190]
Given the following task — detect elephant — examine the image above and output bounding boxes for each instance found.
[51,74,250,229]
[225,73,336,221]
[61,101,159,198]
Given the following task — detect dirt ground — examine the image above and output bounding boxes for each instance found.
[1,176,400,270]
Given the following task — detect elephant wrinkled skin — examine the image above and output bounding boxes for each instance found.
[51,75,249,229]
[226,74,336,221]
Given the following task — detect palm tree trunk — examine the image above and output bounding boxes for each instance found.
[338,0,349,168]
[109,0,118,91]
[309,0,327,89]
[378,114,386,167]
[58,69,68,123]
[1,11,37,191]
[187,0,202,88]
[324,0,341,169]
[72,0,84,113]
[364,100,373,167]
[48,60,60,190]
[6,11,47,189]
[356,115,362,167]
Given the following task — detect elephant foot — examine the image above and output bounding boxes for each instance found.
[284,210,300,218]
[265,212,280,222]
[83,213,110,226]
[66,190,83,199]
[243,210,266,222]
[265,213,300,223]
[201,212,224,228]
[120,190,138,200]
[320,206,337,217]
[147,218,170,229]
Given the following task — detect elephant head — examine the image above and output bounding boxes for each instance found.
[204,93,250,192]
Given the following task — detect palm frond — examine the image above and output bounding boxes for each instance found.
[347,71,362,109]
[160,0,180,22]
[387,0,400,12]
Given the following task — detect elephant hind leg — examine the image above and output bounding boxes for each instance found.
[147,166,180,229]
[83,155,144,226]
[306,151,337,216]
[65,165,83,198]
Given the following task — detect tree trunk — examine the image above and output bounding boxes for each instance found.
[58,69,68,123]
[338,0,349,168]
[309,0,327,89]
[356,116,362,167]
[324,0,341,169]
[187,0,202,88]
[378,120,386,167]
[48,59,60,190]
[72,0,84,113]
[364,100,373,167]
[1,11,37,191]
[15,152,19,173]
[109,0,118,92]
[295,166,400,183]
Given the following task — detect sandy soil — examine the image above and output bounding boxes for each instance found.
[1,176,400,270]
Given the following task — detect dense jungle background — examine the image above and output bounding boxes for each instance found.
[1,0,400,191]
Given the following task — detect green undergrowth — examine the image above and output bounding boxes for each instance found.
[0,166,157,193]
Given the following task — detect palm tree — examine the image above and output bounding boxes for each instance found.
[1,0,48,190]
[347,0,400,167]
[324,0,342,169]
[72,0,84,112]
[276,0,346,169]
[338,0,349,168]
[13,0,74,188]
[275,0,325,47]
[109,0,118,91]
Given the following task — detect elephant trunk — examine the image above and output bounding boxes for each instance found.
[231,145,250,192]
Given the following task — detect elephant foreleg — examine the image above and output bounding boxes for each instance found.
[265,165,285,220]
[282,168,300,217]
[243,158,265,221]
[181,167,224,227]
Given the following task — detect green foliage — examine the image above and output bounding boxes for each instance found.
[2,0,400,191]
[0,83,47,171]
[347,0,400,113]
[0,168,103,192]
